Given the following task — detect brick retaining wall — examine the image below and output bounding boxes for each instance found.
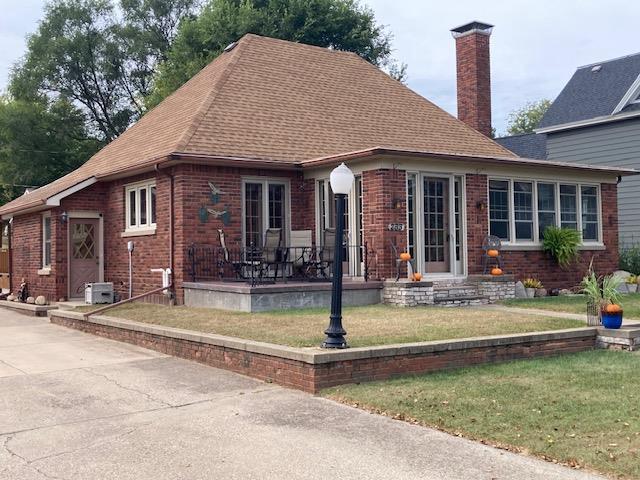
[50,311,597,393]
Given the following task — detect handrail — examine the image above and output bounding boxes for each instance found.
[83,284,173,320]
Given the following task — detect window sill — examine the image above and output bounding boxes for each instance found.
[121,228,156,238]
[37,268,51,276]
[500,243,606,251]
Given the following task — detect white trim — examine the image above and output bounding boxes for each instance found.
[46,177,98,206]
[120,228,156,238]
[41,212,51,269]
[487,176,603,246]
[241,177,291,249]
[124,179,156,233]
[408,172,466,278]
[535,109,640,134]
[612,73,640,115]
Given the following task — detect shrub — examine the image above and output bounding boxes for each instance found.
[619,245,640,275]
[523,278,543,289]
[542,226,581,269]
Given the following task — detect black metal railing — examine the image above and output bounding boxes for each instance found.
[186,242,376,285]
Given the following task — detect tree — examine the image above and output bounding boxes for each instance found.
[0,96,101,203]
[10,0,199,141]
[147,0,405,107]
[506,99,552,135]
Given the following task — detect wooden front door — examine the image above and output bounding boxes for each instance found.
[423,177,450,273]
[69,218,100,298]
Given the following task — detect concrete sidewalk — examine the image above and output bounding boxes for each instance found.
[0,309,602,480]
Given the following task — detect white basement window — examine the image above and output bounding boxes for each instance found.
[125,181,157,232]
[488,178,602,245]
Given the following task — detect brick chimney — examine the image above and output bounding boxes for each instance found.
[451,21,493,137]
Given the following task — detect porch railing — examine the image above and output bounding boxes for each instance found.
[186,242,376,285]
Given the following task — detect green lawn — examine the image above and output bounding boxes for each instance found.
[323,350,640,479]
[503,293,640,319]
[78,303,585,348]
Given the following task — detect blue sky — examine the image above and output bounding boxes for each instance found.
[1,0,639,135]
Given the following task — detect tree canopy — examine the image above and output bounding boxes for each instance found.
[10,0,199,141]
[0,97,101,204]
[506,99,552,135]
[147,0,405,107]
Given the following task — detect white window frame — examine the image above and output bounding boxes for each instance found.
[124,180,156,233]
[487,177,603,247]
[241,177,291,248]
[42,212,52,270]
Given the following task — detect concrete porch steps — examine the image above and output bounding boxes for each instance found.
[434,295,490,307]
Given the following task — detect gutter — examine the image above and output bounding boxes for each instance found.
[155,162,175,280]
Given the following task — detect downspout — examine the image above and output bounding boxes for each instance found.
[155,163,175,296]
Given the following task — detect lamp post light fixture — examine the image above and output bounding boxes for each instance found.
[322,163,354,349]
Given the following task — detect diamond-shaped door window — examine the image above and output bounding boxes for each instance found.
[72,224,96,259]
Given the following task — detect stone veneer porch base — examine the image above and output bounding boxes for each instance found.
[184,281,383,312]
[50,310,600,394]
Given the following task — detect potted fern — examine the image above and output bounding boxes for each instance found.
[581,271,624,329]
[542,226,581,269]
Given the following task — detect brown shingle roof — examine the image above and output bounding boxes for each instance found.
[1,33,515,215]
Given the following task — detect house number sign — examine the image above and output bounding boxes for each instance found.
[387,223,405,231]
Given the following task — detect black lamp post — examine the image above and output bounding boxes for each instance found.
[322,163,354,349]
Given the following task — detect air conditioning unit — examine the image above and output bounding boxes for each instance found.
[85,282,114,304]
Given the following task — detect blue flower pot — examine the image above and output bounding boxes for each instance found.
[601,311,623,329]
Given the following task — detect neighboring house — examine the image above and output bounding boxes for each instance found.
[496,52,640,246]
[0,25,633,303]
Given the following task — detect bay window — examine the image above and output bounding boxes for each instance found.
[125,180,156,231]
[488,178,601,244]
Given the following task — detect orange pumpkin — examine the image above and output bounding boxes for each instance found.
[604,303,622,314]
[487,249,499,258]
[491,267,503,276]
[399,252,412,262]
[413,273,423,282]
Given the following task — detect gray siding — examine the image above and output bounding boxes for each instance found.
[546,118,640,246]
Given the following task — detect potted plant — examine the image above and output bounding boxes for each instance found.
[542,226,581,269]
[626,275,638,293]
[523,278,542,298]
[581,271,624,329]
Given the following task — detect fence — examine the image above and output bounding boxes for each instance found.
[186,242,376,285]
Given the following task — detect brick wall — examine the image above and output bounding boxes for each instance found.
[464,175,619,289]
[51,312,596,394]
[454,31,492,137]
[362,169,407,279]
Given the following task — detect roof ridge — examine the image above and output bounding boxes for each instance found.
[175,35,249,152]
[577,51,640,70]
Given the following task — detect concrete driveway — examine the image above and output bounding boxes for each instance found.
[0,309,602,480]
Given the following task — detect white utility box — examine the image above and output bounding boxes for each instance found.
[85,282,114,304]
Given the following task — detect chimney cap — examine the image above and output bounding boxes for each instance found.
[451,21,494,38]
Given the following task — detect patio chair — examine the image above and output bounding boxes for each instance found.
[304,228,336,278]
[289,230,313,278]
[255,228,284,284]
[482,235,503,274]
[217,229,260,280]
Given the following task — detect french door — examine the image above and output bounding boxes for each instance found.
[317,177,363,276]
[407,173,465,277]
[243,179,288,249]
[423,177,449,273]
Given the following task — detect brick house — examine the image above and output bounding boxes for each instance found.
[0,24,634,303]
